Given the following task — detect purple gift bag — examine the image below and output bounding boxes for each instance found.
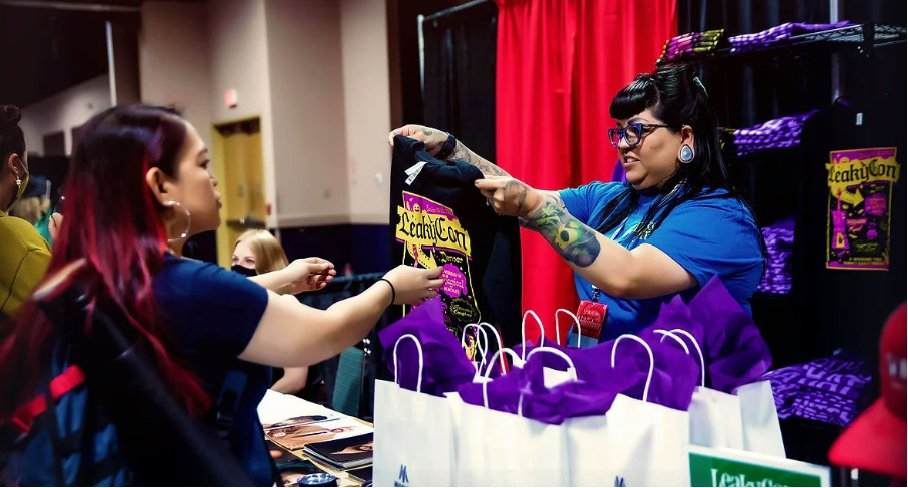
[688,276,773,393]
[378,298,476,396]
[458,330,700,424]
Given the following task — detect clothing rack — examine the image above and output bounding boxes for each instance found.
[422,0,491,23]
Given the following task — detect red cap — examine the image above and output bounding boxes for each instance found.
[828,304,907,479]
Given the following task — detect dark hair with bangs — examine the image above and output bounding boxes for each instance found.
[593,64,763,259]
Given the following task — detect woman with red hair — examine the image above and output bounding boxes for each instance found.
[0,105,442,485]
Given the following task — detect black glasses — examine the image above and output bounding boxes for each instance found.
[608,123,678,149]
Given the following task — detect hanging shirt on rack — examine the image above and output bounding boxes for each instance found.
[388,136,523,350]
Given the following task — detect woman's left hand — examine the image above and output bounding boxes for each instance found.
[285,257,337,294]
[474,176,544,218]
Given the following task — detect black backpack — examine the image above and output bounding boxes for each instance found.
[1,265,255,486]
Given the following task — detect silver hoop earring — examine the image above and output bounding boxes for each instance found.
[679,144,694,164]
[165,200,191,241]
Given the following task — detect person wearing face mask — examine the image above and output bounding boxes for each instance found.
[0,105,51,317]
[231,229,331,394]
[390,64,765,343]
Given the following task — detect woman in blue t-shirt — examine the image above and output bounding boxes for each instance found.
[390,64,764,342]
[0,105,443,485]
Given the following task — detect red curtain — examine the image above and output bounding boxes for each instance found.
[496,0,676,344]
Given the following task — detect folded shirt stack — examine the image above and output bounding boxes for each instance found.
[728,20,853,53]
[658,29,724,62]
[732,110,818,156]
[762,355,872,427]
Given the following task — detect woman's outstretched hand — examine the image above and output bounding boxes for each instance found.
[382,265,445,305]
[284,257,337,294]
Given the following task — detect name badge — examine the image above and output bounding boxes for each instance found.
[576,300,608,342]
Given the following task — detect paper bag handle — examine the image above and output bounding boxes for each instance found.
[555,308,582,348]
[476,322,506,372]
[518,347,578,417]
[392,334,424,393]
[525,346,578,381]
[481,347,522,409]
[653,329,706,387]
[482,347,522,379]
[461,323,489,370]
[670,328,706,387]
[521,310,546,360]
[653,329,690,354]
[610,334,654,402]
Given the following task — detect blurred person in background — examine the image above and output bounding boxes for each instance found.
[232,229,324,395]
[0,105,51,317]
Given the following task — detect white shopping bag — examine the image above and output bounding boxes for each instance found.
[567,334,690,487]
[735,380,786,457]
[654,328,744,450]
[517,309,579,387]
[373,334,455,486]
[451,347,574,487]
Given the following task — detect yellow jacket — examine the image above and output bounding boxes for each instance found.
[0,210,51,317]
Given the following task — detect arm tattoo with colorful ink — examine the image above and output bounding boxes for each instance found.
[521,194,601,268]
[449,140,511,177]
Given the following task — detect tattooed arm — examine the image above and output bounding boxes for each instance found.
[476,177,697,299]
[388,124,511,177]
[448,139,511,177]
[519,193,602,268]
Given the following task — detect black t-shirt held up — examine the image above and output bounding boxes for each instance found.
[388,135,522,352]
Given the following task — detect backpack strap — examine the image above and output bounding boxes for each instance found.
[5,365,86,436]
[42,387,66,486]
[213,366,248,441]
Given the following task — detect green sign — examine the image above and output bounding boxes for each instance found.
[690,450,828,487]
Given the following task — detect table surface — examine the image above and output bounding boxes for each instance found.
[259,390,373,487]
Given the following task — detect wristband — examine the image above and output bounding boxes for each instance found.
[378,278,396,306]
[436,133,457,160]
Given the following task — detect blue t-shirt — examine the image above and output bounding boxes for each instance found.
[559,181,763,341]
[153,255,272,485]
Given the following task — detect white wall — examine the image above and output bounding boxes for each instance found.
[341,0,392,224]
[207,0,271,125]
[264,0,350,227]
[139,1,213,149]
[19,75,111,156]
[208,0,277,226]
[136,0,394,228]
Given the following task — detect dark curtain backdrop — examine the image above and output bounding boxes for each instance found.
[674,6,905,475]
[421,0,499,162]
[674,0,906,368]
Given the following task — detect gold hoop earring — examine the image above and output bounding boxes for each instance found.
[165,200,191,241]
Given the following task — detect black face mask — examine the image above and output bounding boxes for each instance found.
[231,265,258,277]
